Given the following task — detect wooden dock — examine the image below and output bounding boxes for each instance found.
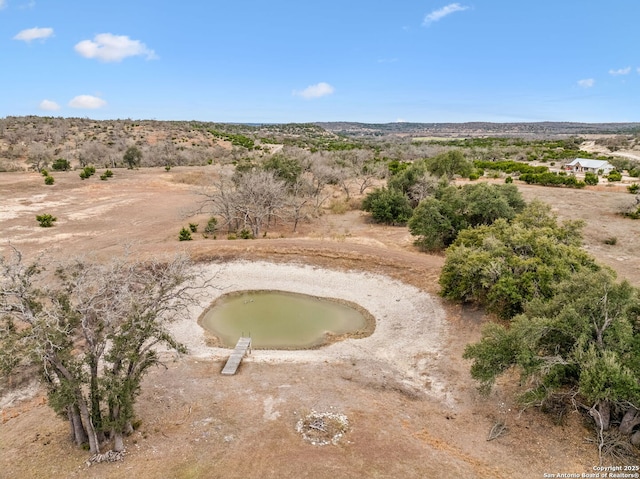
[221,337,252,375]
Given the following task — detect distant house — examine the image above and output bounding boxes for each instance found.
[565,158,615,175]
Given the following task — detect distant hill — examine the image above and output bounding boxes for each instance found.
[315,121,640,138]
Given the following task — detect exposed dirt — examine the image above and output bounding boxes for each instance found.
[2,166,638,478]
[581,140,640,162]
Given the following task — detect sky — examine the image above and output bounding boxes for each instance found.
[2,0,640,123]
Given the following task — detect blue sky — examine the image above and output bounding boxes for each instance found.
[2,0,639,123]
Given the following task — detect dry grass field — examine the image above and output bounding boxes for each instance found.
[1,166,639,478]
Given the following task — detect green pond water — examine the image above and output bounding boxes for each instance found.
[199,290,371,349]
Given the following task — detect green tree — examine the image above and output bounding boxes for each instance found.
[51,158,71,171]
[426,150,473,179]
[123,146,142,169]
[584,172,599,185]
[387,159,441,206]
[408,183,525,253]
[439,201,598,319]
[519,172,586,188]
[387,159,409,176]
[408,198,456,251]
[463,269,640,445]
[387,159,429,195]
[361,187,413,225]
[460,183,525,226]
[262,154,303,187]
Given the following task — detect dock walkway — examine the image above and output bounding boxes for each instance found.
[221,337,252,375]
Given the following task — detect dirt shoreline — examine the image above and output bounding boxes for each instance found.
[172,260,453,406]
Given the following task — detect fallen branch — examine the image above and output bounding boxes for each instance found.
[487,421,507,441]
[86,450,125,466]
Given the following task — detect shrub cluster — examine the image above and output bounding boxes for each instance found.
[584,171,599,185]
[51,158,71,171]
[409,183,525,252]
[79,166,96,179]
[178,227,192,241]
[36,213,57,227]
[361,188,413,225]
[607,170,622,182]
[99,169,114,181]
[473,160,548,175]
[519,172,586,188]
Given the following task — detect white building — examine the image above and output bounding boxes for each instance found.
[565,158,615,175]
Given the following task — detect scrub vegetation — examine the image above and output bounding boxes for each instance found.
[2,117,640,471]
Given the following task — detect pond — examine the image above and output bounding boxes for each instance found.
[199,290,374,349]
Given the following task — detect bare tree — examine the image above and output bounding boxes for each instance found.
[285,177,314,232]
[142,139,179,167]
[28,143,53,172]
[407,172,440,206]
[196,169,238,233]
[334,149,385,199]
[308,152,340,212]
[79,141,111,168]
[232,170,287,237]
[197,169,288,237]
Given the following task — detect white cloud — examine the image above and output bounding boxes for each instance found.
[39,99,60,111]
[609,67,631,76]
[423,3,469,26]
[292,82,335,99]
[0,0,6,10]
[13,27,53,42]
[578,78,595,88]
[74,33,157,62]
[68,95,107,109]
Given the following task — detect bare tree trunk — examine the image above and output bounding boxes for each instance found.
[77,394,100,454]
[109,402,126,452]
[89,358,106,443]
[589,401,611,432]
[113,431,125,452]
[67,409,75,442]
[340,180,351,201]
[49,357,99,453]
[619,407,640,435]
[69,405,88,446]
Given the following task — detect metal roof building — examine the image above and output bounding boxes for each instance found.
[565,158,615,174]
